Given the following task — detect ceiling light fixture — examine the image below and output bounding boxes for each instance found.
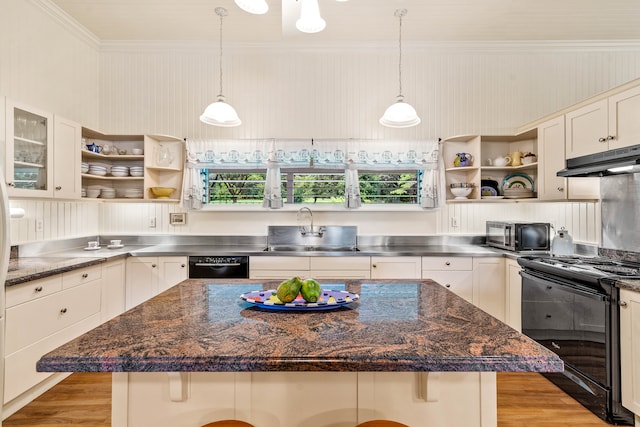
[200,7,242,127]
[296,0,326,33]
[380,9,421,128]
[234,0,269,15]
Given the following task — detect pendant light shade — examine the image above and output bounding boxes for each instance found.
[296,0,326,33]
[234,0,269,15]
[200,95,241,127]
[380,95,421,128]
[200,7,242,127]
[380,9,420,128]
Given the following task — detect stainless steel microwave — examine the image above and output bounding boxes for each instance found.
[486,221,551,252]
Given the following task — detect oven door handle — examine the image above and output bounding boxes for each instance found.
[193,263,242,267]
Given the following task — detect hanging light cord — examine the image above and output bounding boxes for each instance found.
[395,8,407,99]
[215,7,227,98]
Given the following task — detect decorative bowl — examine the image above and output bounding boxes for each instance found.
[150,187,175,198]
[450,187,473,199]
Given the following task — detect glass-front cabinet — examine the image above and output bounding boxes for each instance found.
[4,99,53,197]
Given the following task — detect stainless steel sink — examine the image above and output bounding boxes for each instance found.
[266,225,358,252]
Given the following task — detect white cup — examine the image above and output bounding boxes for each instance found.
[110,239,122,246]
[87,241,99,248]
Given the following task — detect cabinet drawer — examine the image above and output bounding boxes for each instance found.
[250,270,309,279]
[3,312,101,404]
[5,275,63,308]
[310,257,370,270]
[423,270,473,303]
[5,281,102,355]
[422,256,473,270]
[310,270,370,279]
[250,256,310,270]
[62,264,102,289]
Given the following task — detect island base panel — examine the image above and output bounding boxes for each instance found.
[112,371,497,427]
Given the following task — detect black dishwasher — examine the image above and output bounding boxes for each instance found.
[188,256,249,278]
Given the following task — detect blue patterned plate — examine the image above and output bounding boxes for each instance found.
[502,173,534,190]
[240,289,359,311]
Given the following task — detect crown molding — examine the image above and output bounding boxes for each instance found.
[98,39,640,54]
[31,0,101,50]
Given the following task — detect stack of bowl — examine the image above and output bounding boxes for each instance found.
[88,164,107,176]
[503,187,534,199]
[130,166,144,177]
[110,166,130,177]
[81,162,89,174]
[123,188,144,199]
[100,188,116,199]
[86,189,100,198]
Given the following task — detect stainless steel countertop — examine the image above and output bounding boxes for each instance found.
[6,234,534,286]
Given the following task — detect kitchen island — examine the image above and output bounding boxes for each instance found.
[37,279,562,427]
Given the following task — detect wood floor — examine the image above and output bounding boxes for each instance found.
[2,372,615,427]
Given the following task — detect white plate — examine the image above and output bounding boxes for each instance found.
[84,246,101,251]
[481,195,505,199]
[107,244,124,249]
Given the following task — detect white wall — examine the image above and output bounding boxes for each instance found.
[4,1,633,245]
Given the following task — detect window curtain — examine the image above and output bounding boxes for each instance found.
[345,161,361,208]
[263,160,283,209]
[182,168,204,210]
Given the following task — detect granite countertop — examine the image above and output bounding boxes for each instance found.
[6,256,110,286]
[37,279,564,374]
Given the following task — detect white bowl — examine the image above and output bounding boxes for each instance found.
[132,148,144,155]
[450,187,473,199]
[86,189,100,198]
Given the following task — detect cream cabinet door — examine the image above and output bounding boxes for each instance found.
[473,257,506,321]
[424,270,473,302]
[53,115,81,199]
[608,85,640,151]
[537,116,567,200]
[102,258,126,321]
[125,257,160,310]
[371,256,421,279]
[158,256,188,293]
[565,99,608,158]
[505,258,522,331]
[620,289,640,417]
[249,256,310,279]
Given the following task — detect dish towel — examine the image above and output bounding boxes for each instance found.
[345,161,362,208]
[182,168,204,210]
[263,160,283,209]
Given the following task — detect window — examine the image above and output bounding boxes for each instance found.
[205,168,421,205]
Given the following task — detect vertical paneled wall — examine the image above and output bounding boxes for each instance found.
[4,3,639,245]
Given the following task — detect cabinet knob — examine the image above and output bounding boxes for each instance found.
[598,137,607,143]
[557,187,564,192]
[372,264,377,268]
[82,273,88,279]
[620,301,628,308]
[34,286,43,293]
[152,264,157,268]
[445,261,451,266]
[55,186,62,191]
[607,135,615,141]
[7,182,15,187]
[445,284,451,288]
[181,264,186,268]
[60,308,68,314]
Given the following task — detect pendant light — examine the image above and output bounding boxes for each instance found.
[380,9,421,128]
[296,0,326,33]
[234,0,269,15]
[200,7,242,127]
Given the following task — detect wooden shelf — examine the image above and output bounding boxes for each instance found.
[81,174,143,181]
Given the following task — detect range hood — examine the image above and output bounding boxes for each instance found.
[557,144,640,177]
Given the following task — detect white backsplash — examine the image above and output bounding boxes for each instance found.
[8,200,600,245]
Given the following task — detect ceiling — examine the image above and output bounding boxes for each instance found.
[49,0,640,43]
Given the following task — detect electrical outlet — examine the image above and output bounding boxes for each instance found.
[451,217,459,228]
[149,217,156,228]
[35,219,44,232]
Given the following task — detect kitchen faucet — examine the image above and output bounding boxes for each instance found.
[297,207,324,237]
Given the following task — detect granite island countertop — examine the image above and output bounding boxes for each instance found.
[37,279,564,374]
